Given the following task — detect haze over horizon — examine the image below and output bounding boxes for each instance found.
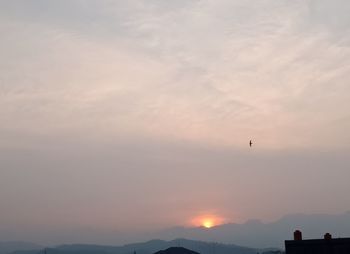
[1,0,350,246]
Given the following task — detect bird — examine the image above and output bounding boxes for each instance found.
[249,140,253,147]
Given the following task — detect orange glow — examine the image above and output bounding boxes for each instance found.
[190,214,225,228]
[202,219,214,228]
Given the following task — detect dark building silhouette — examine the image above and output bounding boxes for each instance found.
[285,230,350,254]
[293,230,302,241]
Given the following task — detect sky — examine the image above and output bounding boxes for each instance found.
[1,0,350,245]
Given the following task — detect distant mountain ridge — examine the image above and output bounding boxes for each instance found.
[12,239,274,254]
[155,212,350,248]
[3,212,350,251]
[0,242,42,254]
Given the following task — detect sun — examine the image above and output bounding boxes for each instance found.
[202,219,214,228]
[190,214,225,228]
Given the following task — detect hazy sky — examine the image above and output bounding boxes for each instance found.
[1,0,350,245]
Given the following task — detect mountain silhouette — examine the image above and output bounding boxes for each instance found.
[153,247,199,254]
[155,212,350,248]
[6,213,350,252]
[0,242,42,254]
[12,239,273,254]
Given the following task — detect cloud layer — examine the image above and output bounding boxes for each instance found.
[0,0,350,245]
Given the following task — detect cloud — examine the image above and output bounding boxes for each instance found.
[1,0,350,149]
[0,0,350,244]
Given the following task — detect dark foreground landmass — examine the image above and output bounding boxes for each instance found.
[6,239,282,254]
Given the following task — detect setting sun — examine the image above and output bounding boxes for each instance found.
[202,219,214,228]
[190,214,225,229]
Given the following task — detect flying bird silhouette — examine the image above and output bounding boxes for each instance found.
[249,140,253,147]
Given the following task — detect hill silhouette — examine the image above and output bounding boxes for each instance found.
[155,212,350,248]
[11,239,273,254]
[153,247,199,254]
[0,242,42,254]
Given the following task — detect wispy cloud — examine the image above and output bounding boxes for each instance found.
[0,0,350,244]
[1,0,349,148]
